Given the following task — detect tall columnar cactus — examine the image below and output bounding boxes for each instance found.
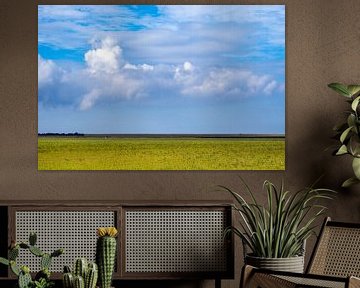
[63,260,98,288]
[96,227,118,288]
[0,232,64,288]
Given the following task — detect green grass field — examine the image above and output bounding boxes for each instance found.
[38,137,285,170]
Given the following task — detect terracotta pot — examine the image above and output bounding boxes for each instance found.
[245,254,304,273]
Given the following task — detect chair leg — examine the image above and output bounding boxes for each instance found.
[240,265,255,288]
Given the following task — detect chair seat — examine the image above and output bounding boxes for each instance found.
[243,266,360,288]
[277,274,346,288]
[241,218,360,288]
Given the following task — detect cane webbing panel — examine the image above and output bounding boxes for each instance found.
[276,275,345,288]
[125,210,227,273]
[249,273,297,288]
[15,211,115,272]
[309,226,360,277]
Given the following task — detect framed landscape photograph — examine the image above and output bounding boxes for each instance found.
[38,4,285,170]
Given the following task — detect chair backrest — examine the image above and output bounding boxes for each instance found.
[307,217,360,277]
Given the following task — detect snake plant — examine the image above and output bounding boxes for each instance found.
[328,83,360,187]
[221,179,335,258]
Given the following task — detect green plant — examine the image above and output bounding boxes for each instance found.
[0,232,63,288]
[85,262,98,288]
[73,275,84,288]
[63,267,74,288]
[74,258,88,280]
[328,82,360,187]
[62,259,98,288]
[32,278,54,288]
[221,179,334,258]
[96,227,118,288]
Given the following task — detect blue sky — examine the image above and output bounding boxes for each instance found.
[38,5,285,134]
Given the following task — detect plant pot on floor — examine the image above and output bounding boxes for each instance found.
[242,240,306,273]
[245,254,304,273]
[220,179,334,276]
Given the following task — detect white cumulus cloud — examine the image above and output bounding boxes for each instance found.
[174,61,197,85]
[183,61,195,72]
[123,63,154,71]
[177,66,279,98]
[39,37,281,111]
[263,80,278,94]
[79,89,101,111]
[73,36,155,110]
[85,37,122,74]
[38,55,62,87]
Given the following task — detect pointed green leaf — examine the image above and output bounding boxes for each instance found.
[347,140,354,156]
[347,114,356,128]
[347,85,360,97]
[342,177,360,188]
[351,126,359,134]
[10,261,20,276]
[351,96,360,111]
[336,144,348,155]
[349,135,360,157]
[328,83,350,97]
[352,157,360,179]
[340,126,353,143]
[0,257,9,266]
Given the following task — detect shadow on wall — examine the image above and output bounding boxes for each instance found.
[286,104,360,266]
[303,104,360,219]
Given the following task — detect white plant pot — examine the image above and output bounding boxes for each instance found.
[245,254,305,273]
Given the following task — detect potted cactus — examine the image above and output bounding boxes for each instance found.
[96,227,118,288]
[0,232,63,288]
[62,258,98,288]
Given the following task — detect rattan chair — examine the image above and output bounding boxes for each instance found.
[241,217,360,288]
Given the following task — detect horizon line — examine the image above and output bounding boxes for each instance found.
[38,132,285,137]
